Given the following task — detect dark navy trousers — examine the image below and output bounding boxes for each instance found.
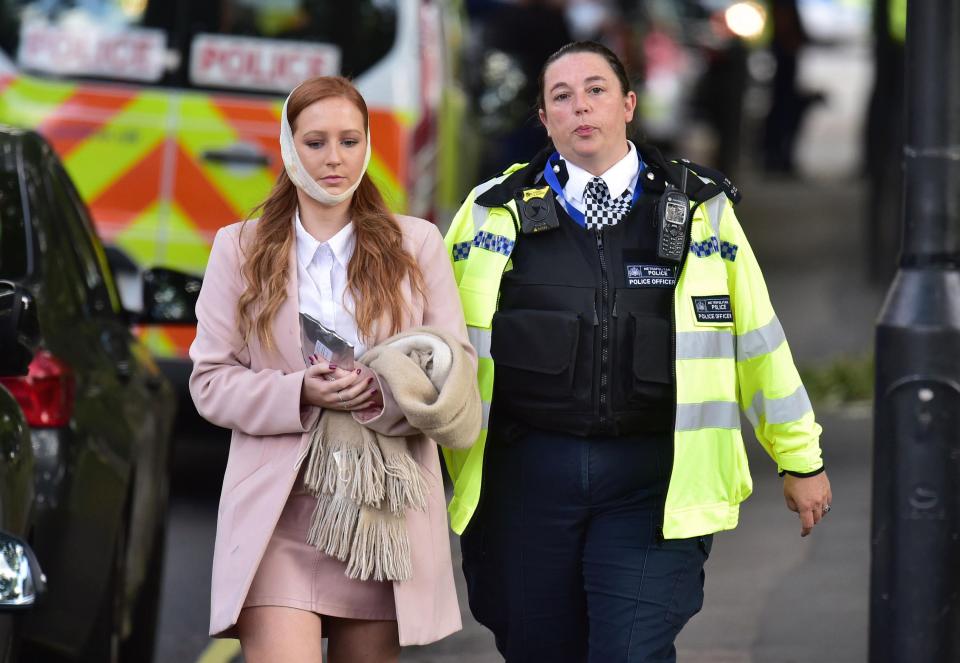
[461,426,712,663]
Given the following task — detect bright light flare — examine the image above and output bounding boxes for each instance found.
[725,1,767,40]
[121,0,148,19]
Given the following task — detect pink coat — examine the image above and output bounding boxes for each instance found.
[189,214,474,644]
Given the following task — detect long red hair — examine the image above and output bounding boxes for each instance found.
[237,76,425,350]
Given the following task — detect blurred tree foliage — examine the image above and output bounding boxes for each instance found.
[799,355,874,406]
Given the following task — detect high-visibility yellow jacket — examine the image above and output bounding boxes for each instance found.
[442,162,823,539]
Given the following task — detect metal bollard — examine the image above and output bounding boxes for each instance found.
[869,0,960,661]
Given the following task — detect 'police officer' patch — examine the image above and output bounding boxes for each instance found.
[692,295,733,323]
[626,263,677,288]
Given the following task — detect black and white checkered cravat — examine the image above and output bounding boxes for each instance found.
[583,177,632,230]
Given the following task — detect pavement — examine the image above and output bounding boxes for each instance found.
[401,409,872,663]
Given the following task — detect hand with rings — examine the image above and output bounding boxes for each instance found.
[782,471,833,538]
[300,355,380,412]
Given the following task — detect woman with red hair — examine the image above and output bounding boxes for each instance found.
[189,76,475,662]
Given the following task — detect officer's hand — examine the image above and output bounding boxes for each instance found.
[783,472,832,537]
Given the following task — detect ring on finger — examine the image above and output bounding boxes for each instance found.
[340,392,367,410]
[823,504,832,515]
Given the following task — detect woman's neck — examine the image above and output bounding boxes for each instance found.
[297,191,352,243]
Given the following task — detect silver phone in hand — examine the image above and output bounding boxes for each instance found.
[299,312,355,370]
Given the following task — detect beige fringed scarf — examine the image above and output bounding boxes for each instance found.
[302,327,480,582]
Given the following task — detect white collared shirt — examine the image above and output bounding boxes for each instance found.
[294,209,366,357]
[561,141,641,215]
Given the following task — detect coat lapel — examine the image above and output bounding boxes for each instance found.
[273,236,305,373]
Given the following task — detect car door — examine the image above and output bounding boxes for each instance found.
[46,153,174,610]
[20,151,168,654]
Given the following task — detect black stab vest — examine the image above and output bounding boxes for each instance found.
[490,192,678,437]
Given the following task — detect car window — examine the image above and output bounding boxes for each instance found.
[22,160,84,316]
[3,0,398,93]
[44,158,120,316]
[0,170,27,280]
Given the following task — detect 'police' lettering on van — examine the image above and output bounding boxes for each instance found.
[18,21,166,82]
[190,34,341,94]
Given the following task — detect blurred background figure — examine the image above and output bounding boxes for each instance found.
[761,0,826,174]
[686,0,755,175]
[467,0,773,179]
[863,0,906,283]
[467,0,572,175]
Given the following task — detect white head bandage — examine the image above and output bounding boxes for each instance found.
[279,87,372,206]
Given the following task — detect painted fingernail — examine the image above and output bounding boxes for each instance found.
[367,377,373,384]
[329,364,337,370]
[371,389,378,395]
[309,356,315,364]
[356,368,362,375]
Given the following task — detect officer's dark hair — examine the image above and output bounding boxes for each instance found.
[536,41,631,112]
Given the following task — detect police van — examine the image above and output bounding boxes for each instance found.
[0,0,476,361]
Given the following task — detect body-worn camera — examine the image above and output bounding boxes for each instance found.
[516,186,560,235]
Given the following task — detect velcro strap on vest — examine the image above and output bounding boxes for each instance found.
[676,158,742,205]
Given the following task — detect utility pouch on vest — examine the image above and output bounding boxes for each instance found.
[515,186,560,235]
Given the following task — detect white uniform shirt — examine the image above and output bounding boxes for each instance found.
[560,140,642,216]
[294,209,367,358]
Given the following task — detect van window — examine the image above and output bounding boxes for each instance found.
[3,0,398,93]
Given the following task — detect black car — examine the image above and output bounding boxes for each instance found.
[0,126,199,662]
[0,310,45,663]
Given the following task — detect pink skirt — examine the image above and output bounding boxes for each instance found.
[243,486,397,621]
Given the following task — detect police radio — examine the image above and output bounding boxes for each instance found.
[656,164,691,263]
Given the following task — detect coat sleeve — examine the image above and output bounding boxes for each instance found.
[358,223,477,437]
[189,226,317,437]
[721,204,824,475]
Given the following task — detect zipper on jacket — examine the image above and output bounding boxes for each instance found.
[670,199,704,427]
[596,227,611,426]
[665,198,702,530]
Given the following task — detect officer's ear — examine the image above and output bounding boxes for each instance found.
[623,91,637,124]
[538,108,550,136]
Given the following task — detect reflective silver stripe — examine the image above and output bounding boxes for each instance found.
[704,193,725,239]
[471,173,510,234]
[471,204,490,235]
[693,180,725,238]
[676,330,735,359]
[481,401,491,429]
[745,385,813,427]
[675,401,740,431]
[468,326,492,359]
[736,317,787,362]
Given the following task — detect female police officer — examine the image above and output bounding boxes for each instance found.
[442,41,832,662]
